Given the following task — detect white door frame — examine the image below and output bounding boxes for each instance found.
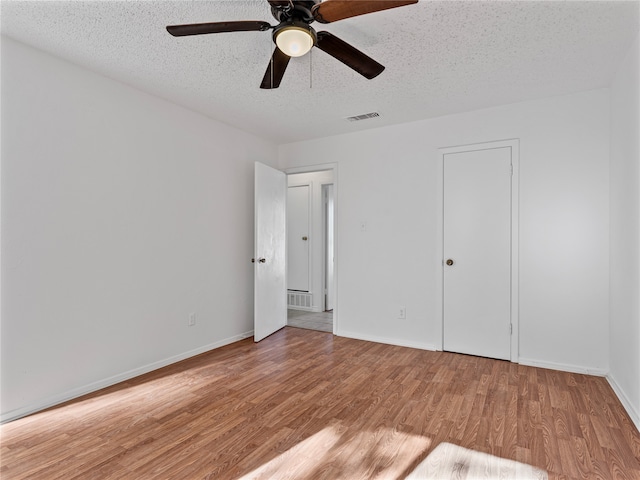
[285,163,338,335]
[435,139,520,362]
[322,183,335,312]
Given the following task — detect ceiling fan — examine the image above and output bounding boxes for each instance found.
[166,0,418,89]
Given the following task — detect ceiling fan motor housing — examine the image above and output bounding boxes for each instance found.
[270,1,318,24]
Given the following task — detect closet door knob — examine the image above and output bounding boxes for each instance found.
[446,259,454,266]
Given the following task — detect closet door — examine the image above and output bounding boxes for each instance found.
[287,185,310,292]
[443,146,512,360]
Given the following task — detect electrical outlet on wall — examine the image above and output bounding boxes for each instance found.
[398,307,406,319]
[188,313,196,327]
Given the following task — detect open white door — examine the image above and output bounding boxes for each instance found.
[254,162,287,342]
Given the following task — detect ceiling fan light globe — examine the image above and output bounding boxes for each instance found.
[275,27,313,57]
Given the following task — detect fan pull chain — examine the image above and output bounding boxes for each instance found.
[270,42,274,90]
[309,48,313,89]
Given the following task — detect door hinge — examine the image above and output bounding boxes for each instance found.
[511,164,514,176]
[510,324,513,335]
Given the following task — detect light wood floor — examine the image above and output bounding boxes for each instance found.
[2,327,639,479]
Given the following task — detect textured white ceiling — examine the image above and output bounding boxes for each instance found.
[2,0,639,144]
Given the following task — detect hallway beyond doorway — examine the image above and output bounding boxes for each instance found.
[287,309,332,333]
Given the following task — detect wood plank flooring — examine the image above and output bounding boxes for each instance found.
[2,327,639,479]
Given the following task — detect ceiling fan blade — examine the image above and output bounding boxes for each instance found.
[315,31,384,79]
[313,0,418,24]
[260,48,291,89]
[166,20,272,37]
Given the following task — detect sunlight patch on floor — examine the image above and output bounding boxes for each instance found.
[406,442,548,480]
[239,424,432,479]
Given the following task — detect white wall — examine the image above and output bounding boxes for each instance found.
[288,170,334,312]
[0,37,278,421]
[609,32,640,429]
[279,89,610,373]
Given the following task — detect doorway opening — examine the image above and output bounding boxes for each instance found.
[285,167,336,333]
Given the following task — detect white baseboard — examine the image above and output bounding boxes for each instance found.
[517,357,608,376]
[607,374,640,433]
[336,330,438,352]
[1,330,254,424]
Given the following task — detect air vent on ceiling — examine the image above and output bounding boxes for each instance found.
[345,112,381,122]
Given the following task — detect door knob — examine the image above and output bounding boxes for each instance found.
[446,259,454,266]
[251,258,255,263]
[302,236,308,241]
[258,258,266,263]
